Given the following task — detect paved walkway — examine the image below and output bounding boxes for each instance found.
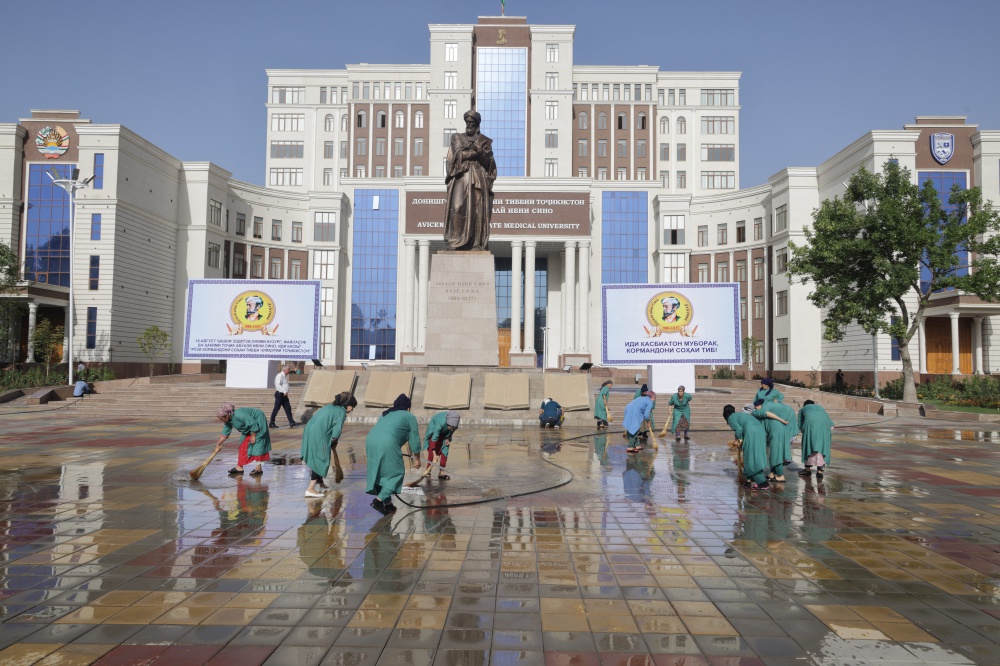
[1,406,999,665]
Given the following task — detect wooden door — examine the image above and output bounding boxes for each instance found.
[925,317,972,375]
[498,328,511,367]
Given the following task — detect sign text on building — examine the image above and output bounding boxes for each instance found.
[406,191,590,236]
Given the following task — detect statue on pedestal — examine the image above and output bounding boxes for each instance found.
[444,110,496,251]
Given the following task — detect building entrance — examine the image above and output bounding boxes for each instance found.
[495,257,547,368]
[924,316,972,375]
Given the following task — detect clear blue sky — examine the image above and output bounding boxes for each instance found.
[3,0,998,188]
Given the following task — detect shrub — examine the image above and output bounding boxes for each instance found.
[881,375,1000,408]
[0,366,68,391]
[821,382,875,398]
[712,367,745,380]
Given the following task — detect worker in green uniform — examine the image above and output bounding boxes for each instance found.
[634,384,656,437]
[751,398,797,482]
[214,403,272,476]
[666,386,693,440]
[301,391,357,498]
[754,378,784,406]
[594,380,613,429]
[798,400,835,480]
[365,394,420,515]
[417,410,461,480]
[723,403,786,490]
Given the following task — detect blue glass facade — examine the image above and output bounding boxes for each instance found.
[93,153,104,189]
[495,257,549,368]
[918,171,968,292]
[351,189,398,360]
[601,192,648,284]
[476,48,526,177]
[24,164,74,286]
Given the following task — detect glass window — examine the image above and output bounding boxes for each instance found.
[251,254,263,278]
[678,89,686,105]
[617,140,627,157]
[660,171,669,188]
[208,200,222,226]
[395,110,405,128]
[24,164,73,286]
[697,225,708,247]
[269,256,283,279]
[617,113,627,130]
[271,86,304,103]
[356,137,367,155]
[374,166,385,178]
[444,71,457,89]
[697,264,709,283]
[637,113,646,130]
[701,116,735,134]
[394,138,404,156]
[292,221,303,242]
[662,253,685,282]
[578,139,588,157]
[207,243,220,269]
[602,192,648,284]
[736,259,746,281]
[776,290,788,316]
[444,100,457,119]
[754,295,764,319]
[545,159,558,177]
[663,215,684,245]
[92,153,104,189]
[88,255,99,289]
[289,258,302,280]
[321,287,335,315]
[677,171,686,188]
[269,168,303,186]
[415,111,424,128]
[545,130,558,148]
[660,117,668,134]
[236,213,246,236]
[323,169,334,186]
[314,212,337,242]
[412,165,423,176]
[717,261,729,282]
[476,47,527,176]
[314,249,336,278]
[717,224,728,245]
[578,112,588,130]
[325,114,336,131]
[702,144,735,161]
[736,220,746,243]
[774,204,788,233]
[740,297,747,320]
[597,112,607,130]
[617,167,628,180]
[253,216,263,239]
[86,307,97,349]
[357,110,367,128]
[546,43,558,62]
[90,213,101,241]
[375,137,386,155]
[445,43,458,61]
[323,141,334,159]
[597,167,608,180]
[753,217,763,240]
[701,171,735,189]
[777,338,789,364]
[271,141,304,158]
[376,112,386,128]
[775,248,788,273]
[351,189,399,360]
[578,167,588,177]
[597,140,607,157]
[271,220,282,241]
[545,101,558,120]
[676,117,686,134]
[676,144,686,161]
[753,256,764,280]
[701,89,735,106]
[546,72,558,90]
[233,248,246,277]
[271,114,305,131]
[413,137,424,156]
[918,171,969,291]
[637,140,646,158]
[659,143,669,161]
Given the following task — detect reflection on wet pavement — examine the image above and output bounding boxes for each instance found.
[0,411,999,664]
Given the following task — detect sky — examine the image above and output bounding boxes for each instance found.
[3,0,999,189]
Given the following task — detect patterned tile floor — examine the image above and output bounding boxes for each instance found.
[1,406,999,665]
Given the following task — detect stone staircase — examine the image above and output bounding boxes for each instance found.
[62,379,306,419]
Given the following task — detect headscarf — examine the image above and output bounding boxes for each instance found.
[333,392,358,409]
[803,400,815,407]
[639,384,649,395]
[722,404,736,421]
[216,403,236,420]
[601,380,613,388]
[645,391,657,402]
[446,411,461,428]
[382,393,411,416]
[743,403,756,413]
[753,399,764,408]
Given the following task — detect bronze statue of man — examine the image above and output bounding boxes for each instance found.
[444,110,496,251]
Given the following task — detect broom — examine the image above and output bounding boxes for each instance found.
[189,447,221,480]
[728,438,746,484]
[644,420,659,452]
[659,407,673,438]
[331,447,344,484]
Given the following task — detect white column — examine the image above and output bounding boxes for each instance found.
[417,240,430,352]
[974,316,984,374]
[403,240,416,351]
[510,241,523,353]
[950,312,961,375]
[26,301,38,363]
[563,241,576,353]
[61,306,69,362]
[577,240,590,353]
[524,241,536,353]
[917,317,926,375]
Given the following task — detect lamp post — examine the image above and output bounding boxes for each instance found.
[46,167,93,387]
[872,332,881,400]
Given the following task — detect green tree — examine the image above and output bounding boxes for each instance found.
[32,318,64,378]
[742,336,762,373]
[137,325,171,377]
[0,242,24,361]
[788,160,1000,404]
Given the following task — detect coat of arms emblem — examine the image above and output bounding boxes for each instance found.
[931,132,955,165]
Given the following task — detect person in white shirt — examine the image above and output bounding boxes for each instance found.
[269,365,299,428]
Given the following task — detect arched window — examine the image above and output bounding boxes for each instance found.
[676,116,686,134]
[395,110,404,128]
[324,114,336,132]
[578,112,588,130]
[414,111,424,129]
[357,111,367,128]
[376,112,386,128]
[637,112,646,130]
[617,113,628,130]
[597,112,607,130]
[341,114,349,132]
[659,117,669,134]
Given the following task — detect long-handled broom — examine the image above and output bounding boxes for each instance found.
[189,447,221,481]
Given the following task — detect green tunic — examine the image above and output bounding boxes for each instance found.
[726,412,768,483]
[421,411,455,458]
[594,386,610,421]
[222,407,272,458]
[365,410,420,502]
[751,402,797,472]
[798,404,834,463]
[635,388,656,430]
[668,393,692,431]
[755,387,784,405]
[300,404,347,478]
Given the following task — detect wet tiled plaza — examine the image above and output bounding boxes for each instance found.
[1,407,1000,665]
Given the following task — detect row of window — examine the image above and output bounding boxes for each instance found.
[352,81,428,100]
[208,208,338,244]
[693,252,788,283]
[223,247,305,279]
[576,111,650,131]
[573,87,735,107]
[693,219,765,246]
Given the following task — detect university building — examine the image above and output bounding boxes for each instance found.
[1,16,997,381]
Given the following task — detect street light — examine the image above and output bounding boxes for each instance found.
[46,166,94,387]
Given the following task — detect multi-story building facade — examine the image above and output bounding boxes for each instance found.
[1,16,997,382]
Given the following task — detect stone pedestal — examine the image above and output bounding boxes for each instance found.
[424,252,499,366]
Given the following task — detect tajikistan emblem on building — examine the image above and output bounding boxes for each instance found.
[35,126,70,159]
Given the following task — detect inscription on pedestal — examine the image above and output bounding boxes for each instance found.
[424,253,499,367]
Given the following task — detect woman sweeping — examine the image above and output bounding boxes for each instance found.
[664,385,692,440]
[798,400,835,480]
[634,384,657,437]
[755,378,784,406]
[301,392,357,498]
[723,403,785,490]
[213,403,272,476]
[751,399,797,482]
[365,394,420,515]
[417,410,461,480]
[594,380,613,429]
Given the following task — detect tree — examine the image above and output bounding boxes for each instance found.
[137,325,171,377]
[32,318,64,378]
[0,242,24,362]
[742,337,763,373]
[788,160,1000,404]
